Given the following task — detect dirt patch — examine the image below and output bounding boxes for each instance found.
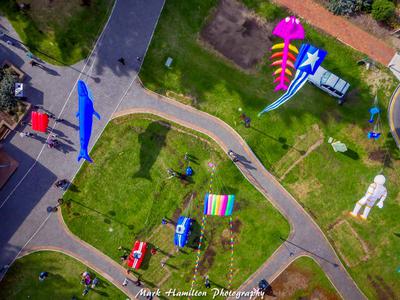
[198,246,216,274]
[172,191,197,221]
[362,68,396,98]
[289,177,323,200]
[367,274,397,300]
[220,220,241,249]
[368,149,391,166]
[221,229,230,250]
[345,88,361,105]
[321,109,342,123]
[200,0,274,69]
[231,219,242,233]
[256,262,340,300]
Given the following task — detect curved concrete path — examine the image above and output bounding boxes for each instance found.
[389,84,400,148]
[0,0,365,299]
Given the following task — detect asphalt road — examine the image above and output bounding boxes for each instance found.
[388,84,400,149]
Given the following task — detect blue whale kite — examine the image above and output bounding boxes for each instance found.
[76,80,100,163]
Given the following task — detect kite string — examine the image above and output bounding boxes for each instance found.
[190,163,216,291]
[228,215,234,289]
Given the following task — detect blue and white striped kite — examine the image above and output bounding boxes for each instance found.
[259,44,327,116]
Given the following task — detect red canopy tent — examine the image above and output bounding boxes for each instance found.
[31,111,49,133]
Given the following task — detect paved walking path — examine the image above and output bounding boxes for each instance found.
[274,0,396,66]
[0,1,366,299]
[388,84,400,148]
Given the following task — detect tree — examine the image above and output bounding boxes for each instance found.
[0,70,18,112]
[372,0,396,22]
[328,0,373,15]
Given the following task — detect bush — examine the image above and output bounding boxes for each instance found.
[0,69,17,112]
[372,0,396,22]
[328,0,373,15]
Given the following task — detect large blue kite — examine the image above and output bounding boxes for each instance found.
[259,44,327,116]
[76,80,100,163]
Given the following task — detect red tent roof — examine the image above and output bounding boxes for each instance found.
[31,112,48,133]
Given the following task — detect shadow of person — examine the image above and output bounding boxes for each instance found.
[40,64,60,76]
[57,118,79,131]
[133,121,171,180]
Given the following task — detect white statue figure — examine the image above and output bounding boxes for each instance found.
[350,175,387,220]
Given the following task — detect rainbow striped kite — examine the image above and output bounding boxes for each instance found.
[203,193,235,216]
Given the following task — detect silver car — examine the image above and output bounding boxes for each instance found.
[307,66,350,104]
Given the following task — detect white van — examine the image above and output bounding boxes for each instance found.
[307,66,350,104]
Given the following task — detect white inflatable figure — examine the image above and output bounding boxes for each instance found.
[350,175,387,220]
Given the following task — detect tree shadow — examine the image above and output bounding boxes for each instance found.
[133,121,171,180]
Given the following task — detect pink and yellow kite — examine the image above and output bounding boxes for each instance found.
[203,193,235,216]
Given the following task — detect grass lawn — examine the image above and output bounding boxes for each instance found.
[0,0,114,65]
[264,256,340,299]
[0,251,126,300]
[62,115,289,297]
[139,0,400,298]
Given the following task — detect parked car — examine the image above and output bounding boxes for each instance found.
[174,216,192,248]
[127,240,147,269]
[307,66,350,104]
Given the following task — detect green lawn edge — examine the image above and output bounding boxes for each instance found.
[0,250,127,300]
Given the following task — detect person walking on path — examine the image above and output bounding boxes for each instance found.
[118,57,126,65]
[29,60,41,68]
[135,278,142,286]
[122,277,129,286]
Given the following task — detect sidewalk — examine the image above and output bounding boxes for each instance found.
[274,0,396,65]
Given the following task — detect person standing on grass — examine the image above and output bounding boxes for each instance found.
[38,271,48,281]
[204,274,211,288]
[82,287,89,296]
[91,277,99,288]
[244,116,251,128]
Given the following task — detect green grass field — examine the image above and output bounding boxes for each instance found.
[278,256,340,299]
[0,251,126,300]
[0,0,114,65]
[139,0,400,298]
[62,115,289,297]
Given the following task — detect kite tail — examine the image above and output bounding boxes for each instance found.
[78,148,93,163]
[259,70,309,116]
